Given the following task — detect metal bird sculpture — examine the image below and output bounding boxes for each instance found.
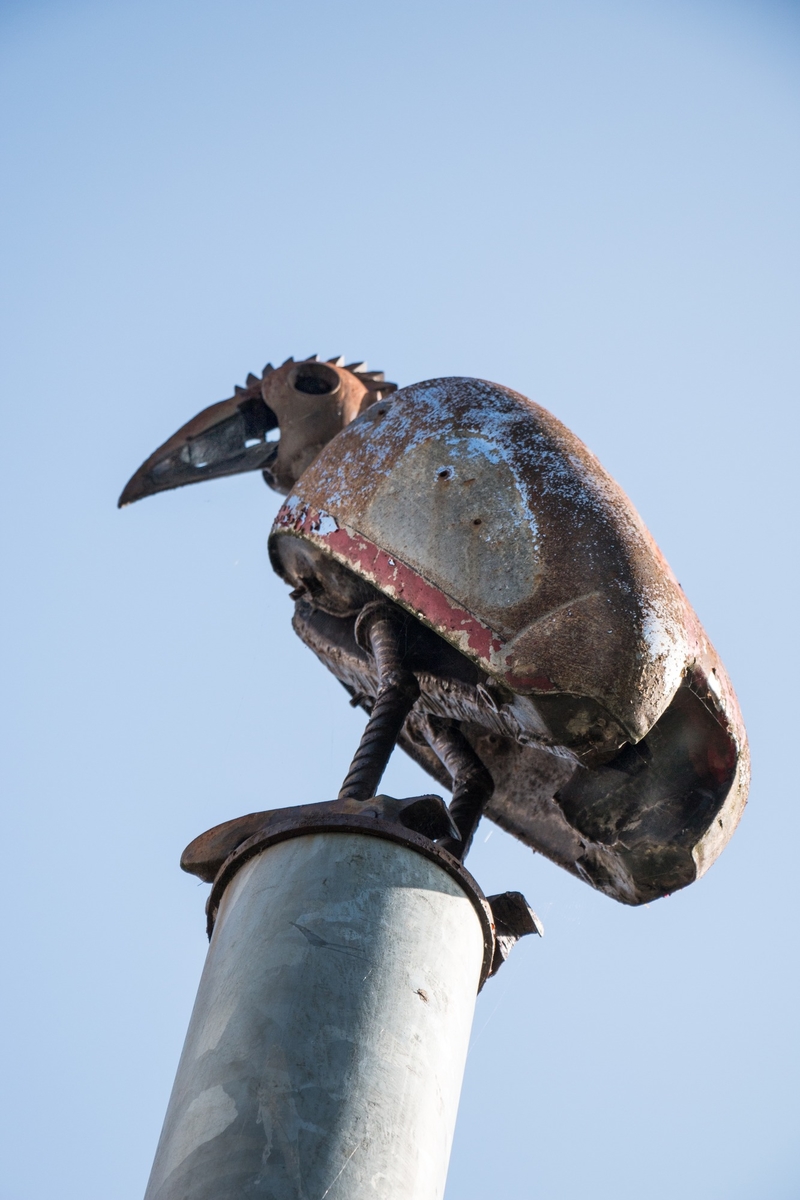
[121,356,748,905]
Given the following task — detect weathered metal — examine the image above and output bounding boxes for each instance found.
[182,795,493,964]
[423,714,495,860]
[121,364,748,907]
[338,602,421,802]
[144,798,540,1199]
[268,377,749,905]
[118,356,396,506]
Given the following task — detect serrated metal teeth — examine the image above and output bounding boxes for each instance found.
[244,355,391,389]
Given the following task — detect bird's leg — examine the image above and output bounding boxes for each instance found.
[338,603,420,801]
[423,716,494,861]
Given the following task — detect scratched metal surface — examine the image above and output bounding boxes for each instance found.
[144,831,484,1200]
[269,378,748,905]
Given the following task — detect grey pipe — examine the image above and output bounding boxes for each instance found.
[144,825,489,1200]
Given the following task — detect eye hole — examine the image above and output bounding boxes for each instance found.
[290,362,340,395]
[473,518,482,526]
[295,373,333,394]
[436,467,452,481]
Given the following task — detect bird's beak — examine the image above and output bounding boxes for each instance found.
[119,356,397,507]
[118,382,278,508]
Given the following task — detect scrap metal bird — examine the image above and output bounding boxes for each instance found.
[121,355,748,905]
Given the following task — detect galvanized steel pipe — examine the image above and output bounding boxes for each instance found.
[144,821,492,1200]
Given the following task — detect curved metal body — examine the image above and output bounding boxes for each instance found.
[269,378,748,904]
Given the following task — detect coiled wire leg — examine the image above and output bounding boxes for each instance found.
[339,603,420,802]
[423,716,495,861]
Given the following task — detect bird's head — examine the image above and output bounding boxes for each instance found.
[118,355,396,507]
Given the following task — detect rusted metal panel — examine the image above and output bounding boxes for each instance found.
[287,593,745,904]
[271,379,717,741]
[269,377,748,905]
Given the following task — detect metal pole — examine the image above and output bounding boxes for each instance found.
[144,800,496,1200]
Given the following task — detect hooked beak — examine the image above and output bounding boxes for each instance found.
[119,356,397,508]
[118,382,278,508]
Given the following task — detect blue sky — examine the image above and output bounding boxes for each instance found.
[1,2,799,1197]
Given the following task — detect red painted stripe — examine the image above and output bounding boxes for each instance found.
[274,499,504,663]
